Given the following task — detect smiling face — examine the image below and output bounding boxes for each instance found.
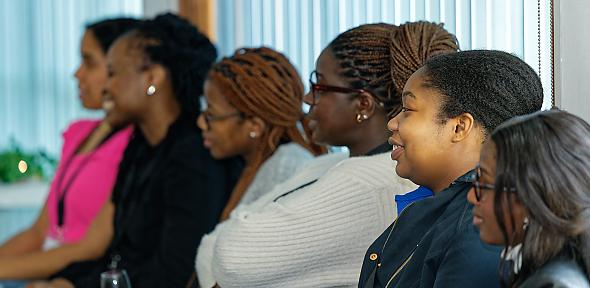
[302,48,359,146]
[387,68,459,191]
[103,36,149,128]
[467,140,528,246]
[74,30,108,110]
[196,78,257,159]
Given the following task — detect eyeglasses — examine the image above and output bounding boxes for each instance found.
[308,71,370,105]
[200,110,243,131]
[471,165,516,202]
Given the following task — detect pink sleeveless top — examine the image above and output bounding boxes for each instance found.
[45,120,131,244]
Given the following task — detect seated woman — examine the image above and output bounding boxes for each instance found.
[358,50,544,287]
[38,13,243,288]
[0,18,138,283]
[196,47,324,220]
[195,21,458,288]
[468,110,590,287]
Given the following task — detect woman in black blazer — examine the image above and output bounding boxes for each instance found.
[468,110,590,287]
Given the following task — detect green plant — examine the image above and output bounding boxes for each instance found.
[0,139,57,183]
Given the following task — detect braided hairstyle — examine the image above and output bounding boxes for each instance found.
[421,50,544,134]
[127,13,217,119]
[328,21,459,117]
[209,47,325,220]
[86,18,140,54]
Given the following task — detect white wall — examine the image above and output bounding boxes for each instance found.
[143,0,178,18]
[556,0,590,122]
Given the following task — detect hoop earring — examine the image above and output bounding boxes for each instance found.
[147,85,156,96]
[356,113,368,123]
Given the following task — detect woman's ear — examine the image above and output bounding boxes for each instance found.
[356,91,379,119]
[245,116,267,138]
[146,64,167,90]
[451,112,476,143]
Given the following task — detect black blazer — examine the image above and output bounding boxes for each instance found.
[55,115,243,287]
[358,170,502,288]
[518,257,590,288]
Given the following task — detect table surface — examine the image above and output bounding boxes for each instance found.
[0,180,50,208]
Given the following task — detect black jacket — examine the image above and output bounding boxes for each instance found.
[517,257,590,288]
[55,115,243,287]
[359,170,502,288]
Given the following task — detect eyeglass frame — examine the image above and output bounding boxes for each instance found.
[471,165,517,202]
[308,70,373,105]
[200,110,244,131]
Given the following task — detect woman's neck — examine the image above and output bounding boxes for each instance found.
[348,128,389,157]
[138,106,181,146]
[429,146,481,193]
[76,121,113,154]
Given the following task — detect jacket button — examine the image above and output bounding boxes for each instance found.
[369,253,378,261]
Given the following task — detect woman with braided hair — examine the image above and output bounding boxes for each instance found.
[197,47,324,221]
[195,21,458,288]
[34,13,243,288]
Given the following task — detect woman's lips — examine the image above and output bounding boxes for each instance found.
[389,137,405,161]
[391,146,404,161]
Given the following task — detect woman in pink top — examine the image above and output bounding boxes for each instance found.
[44,119,131,245]
[0,18,139,282]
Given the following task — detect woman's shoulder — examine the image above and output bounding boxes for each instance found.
[270,142,314,164]
[327,152,414,188]
[519,258,590,288]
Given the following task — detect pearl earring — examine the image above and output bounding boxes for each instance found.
[356,114,369,123]
[147,85,156,96]
[249,131,257,139]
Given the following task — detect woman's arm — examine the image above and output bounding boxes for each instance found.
[0,201,114,279]
[0,203,49,257]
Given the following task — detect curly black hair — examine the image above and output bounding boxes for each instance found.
[129,13,217,118]
[86,18,140,54]
[422,50,544,133]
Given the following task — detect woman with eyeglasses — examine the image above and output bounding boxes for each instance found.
[468,110,590,287]
[194,21,457,288]
[196,47,325,221]
[358,50,543,288]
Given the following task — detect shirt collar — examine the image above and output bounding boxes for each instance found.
[502,243,523,274]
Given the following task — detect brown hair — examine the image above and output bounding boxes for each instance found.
[209,47,325,220]
[329,21,459,117]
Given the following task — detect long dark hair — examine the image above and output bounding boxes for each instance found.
[491,109,590,286]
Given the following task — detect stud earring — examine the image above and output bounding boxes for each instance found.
[249,131,257,139]
[522,217,529,231]
[356,114,369,123]
[147,85,156,96]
